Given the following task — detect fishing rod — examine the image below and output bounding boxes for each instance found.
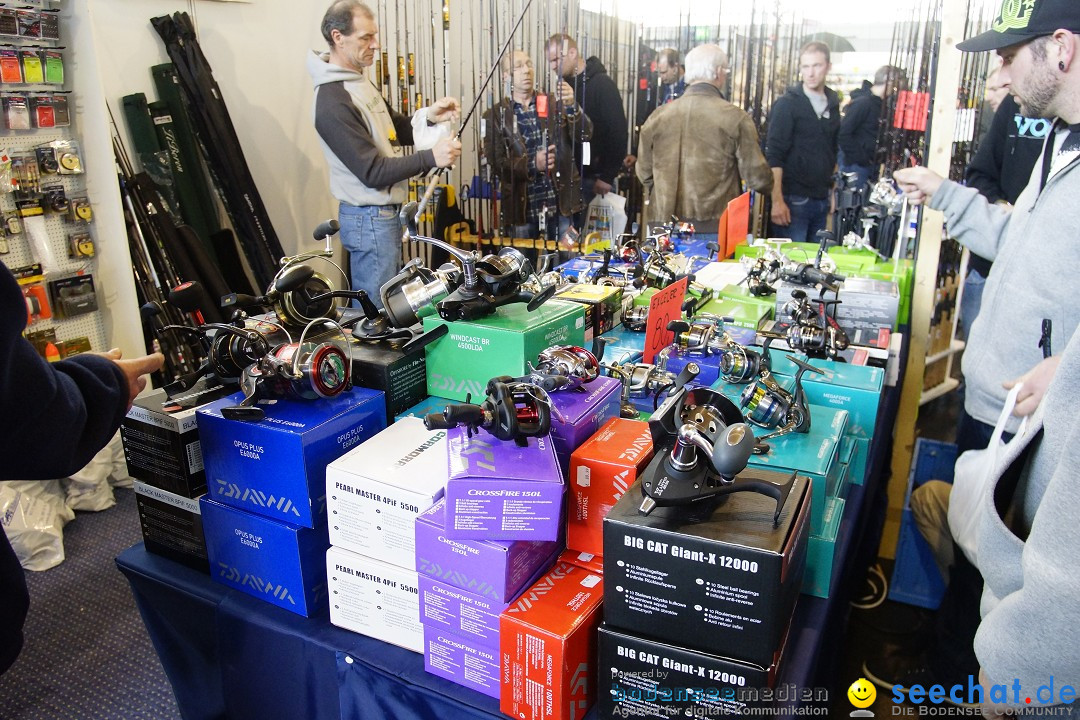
[413,0,536,224]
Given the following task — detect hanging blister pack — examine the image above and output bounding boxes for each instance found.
[43,50,63,85]
[21,50,44,84]
[52,139,82,174]
[3,95,31,130]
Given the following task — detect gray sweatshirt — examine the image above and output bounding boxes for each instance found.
[929,134,1079,432]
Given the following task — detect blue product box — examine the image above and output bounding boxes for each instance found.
[395,394,454,423]
[198,388,387,528]
[803,496,846,598]
[201,497,328,617]
[746,406,848,535]
[598,325,645,365]
[775,355,884,439]
[553,256,603,281]
[549,376,622,474]
[662,348,722,387]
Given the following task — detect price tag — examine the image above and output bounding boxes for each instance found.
[535,94,548,118]
[642,276,688,364]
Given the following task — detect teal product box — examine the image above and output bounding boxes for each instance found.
[549,376,622,473]
[802,496,846,598]
[423,300,586,402]
[201,497,329,617]
[197,388,387,528]
[776,354,883,439]
[395,394,455,423]
[746,405,848,535]
[444,428,565,541]
[840,435,870,486]
[597,325,645,365]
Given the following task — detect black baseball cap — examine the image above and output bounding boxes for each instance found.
[957,0,1080,52]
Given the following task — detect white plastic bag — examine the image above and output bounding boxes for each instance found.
[583,193,627,248]
[61,437,118,511]
[0,480,75,571]
[948,382,1028,566]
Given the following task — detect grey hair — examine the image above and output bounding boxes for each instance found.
[684,44,728,85]
[321,0,373,46]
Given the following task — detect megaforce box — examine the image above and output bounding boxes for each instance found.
[549,376,622,473]
[415,499,561,603]
[198,388,386,528]
[326,545,423,652]
[345,336,427,421]
[567,417,654,557]
[201,497,328,617]
[598,624,785,718]
[423,300,586,402]
[134,481,208,572]
[445,428,565,541]
[326,417,447,568]
[423,625,501,698]
[776,354,884,439]
[500,562,605,720]
[602,475,811,668]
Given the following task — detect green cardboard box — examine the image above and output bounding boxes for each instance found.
[803,496,845,598]
[776,354,884,439]
[746,405,848,535]
[714,284,778,320]
[422,300,586,401]
[826,246,881,272]
[733,241,820,263]
[555,283,623,341]
[695,297,771,346]
[632,287,658,307]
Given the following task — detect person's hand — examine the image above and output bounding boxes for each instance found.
[432,137,462,168]
[427,97,461,125]
[557,80,575,107]
[623,154,637,170]
[535,144,556,172]
[99,348,165,411]
[1003,355,1062,417]
[894,166,945,206]
[771,195,790,226]
[593,178,612,196]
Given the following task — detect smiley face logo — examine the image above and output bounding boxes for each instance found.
[848,677,876,709]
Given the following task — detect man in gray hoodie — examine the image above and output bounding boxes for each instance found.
[309,0,461,307]
[880,0,1080,702]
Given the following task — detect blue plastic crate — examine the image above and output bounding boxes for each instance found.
[888,438,958,609]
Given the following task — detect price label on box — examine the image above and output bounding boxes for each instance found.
[642,276,688,363]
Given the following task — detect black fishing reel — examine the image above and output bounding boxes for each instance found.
[638,366,794,523]
[379,257,461,329]
[666,315,735,356]
[581,248,643,289]
[518,345,600,393]
[781,290,850,360]
[622,305,649,332]
[780,262,844,294]
[400,201,557,321]
[740,253,783,297]
[739,357,823,451]
[423,376,552,447]
[718,336,776,384]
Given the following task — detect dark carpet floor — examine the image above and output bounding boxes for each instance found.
[0,487,182,720]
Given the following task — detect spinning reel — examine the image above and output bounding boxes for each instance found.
[423,376,552,446]
[399,201,557,321]
[622,305,649,332]
[637,365,795,523]
[781,290,849,360]
[379,257,461,329]
[739,357,823,451]
[780,262,844,294]
[740,252,783,297]
[666,315,735,357]
[517,345,600,393]
[718,336,777,384]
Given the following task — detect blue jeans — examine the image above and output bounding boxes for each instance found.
[769,194,829,244]
[959,268,986,340]
[839,162,874,193]
[338,203,402,309]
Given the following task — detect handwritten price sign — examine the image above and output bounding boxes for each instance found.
[642,276,689,364]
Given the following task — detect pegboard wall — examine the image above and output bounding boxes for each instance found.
[1,0,108,355]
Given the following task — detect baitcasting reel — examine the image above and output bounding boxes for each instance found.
[666,315,735,356]
[423,376,552,446]
[518,345,600,393]
[637,365,795,523]
[718,336,777,384]
[739,357,823,451]
[400,201,557,321]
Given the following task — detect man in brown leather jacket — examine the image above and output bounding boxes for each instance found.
[635,44,772,226]
[483,50,592,239]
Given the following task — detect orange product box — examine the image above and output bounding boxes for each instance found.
[499,562,605,720]
[567,417,653,556]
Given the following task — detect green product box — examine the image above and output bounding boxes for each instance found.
[422,300,586,401]
[839,434,870,486]
[733,241,819,263]
[802,496,846,598]
[713,284,778,320]
[632,287,657,307]
[696,297,770,346]
[555,283,623,341]
[826,246,880,272]
[776,354,884,439]
[746,405,848,535]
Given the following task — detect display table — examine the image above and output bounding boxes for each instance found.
[116,381,898,720]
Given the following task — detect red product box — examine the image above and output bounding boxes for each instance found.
[500,562,605,720]
[567,418,653,556]
[557,549,603,575]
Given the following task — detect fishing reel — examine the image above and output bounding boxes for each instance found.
[601,357,677,418]
[226,337,352,421]
[622,305,649,332]
[379,257,462,329]
[666,315,735,357]
[580,248,643,289]
[400,201,557,321]
[781,290,850,360]
[718,336,777,384]
[638,365,794,523]
[423,376,552,446]
[739,357,823,451]
[780,262,844,294]
[740,253,783,297]
[518,345,600,393]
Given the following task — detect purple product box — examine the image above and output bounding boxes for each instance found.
[416,499,560,604]
[419,575,507,646]
[661,349,722,387]
[423,625,500,698]
[549,376,622,474]
[445,428,565,541]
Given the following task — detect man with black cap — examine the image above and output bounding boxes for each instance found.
[869,0,1080,704]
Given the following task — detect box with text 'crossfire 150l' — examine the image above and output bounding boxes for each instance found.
[548,375,623,474]
[602,474,810,668]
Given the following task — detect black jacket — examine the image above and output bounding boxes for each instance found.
[765,84,841,199]
[1,263,129,675]
[838,91,882,168]
[573,57,628,186]
[964,94,1048,274]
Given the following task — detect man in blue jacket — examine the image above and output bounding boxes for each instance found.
[839,65,907,191]
[0,263,163,675]
[765,42,840,242]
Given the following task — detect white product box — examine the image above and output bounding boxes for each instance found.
[326,545,422,652]
[326,417,448,569]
